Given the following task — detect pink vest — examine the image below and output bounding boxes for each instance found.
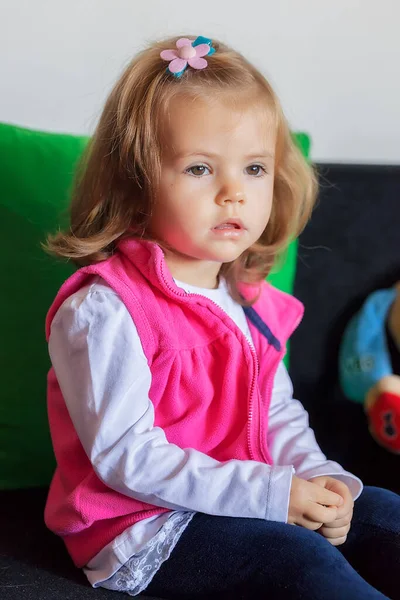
[44,239,303,567]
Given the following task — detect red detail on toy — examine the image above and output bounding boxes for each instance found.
[367,391,400,453]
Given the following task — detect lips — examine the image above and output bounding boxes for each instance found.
[213,218,245,230]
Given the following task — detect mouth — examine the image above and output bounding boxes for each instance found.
[213,218,245,231]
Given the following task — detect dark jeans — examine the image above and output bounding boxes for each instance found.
[144,486,400,599]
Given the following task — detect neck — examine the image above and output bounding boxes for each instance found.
[163,250,221,289]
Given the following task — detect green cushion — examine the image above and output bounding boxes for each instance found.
[0,122,310,489]
[267,132,311,366]
[267,132,310,294]
[0,123,86,489]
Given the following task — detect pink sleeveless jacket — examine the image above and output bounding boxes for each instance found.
[44,239,303,567]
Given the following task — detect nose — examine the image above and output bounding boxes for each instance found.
[215,178,246,206]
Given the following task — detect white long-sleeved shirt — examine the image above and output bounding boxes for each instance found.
[48,276,363,591]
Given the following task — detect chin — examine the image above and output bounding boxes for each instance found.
[210,250,244,264]
[186,242,246,265]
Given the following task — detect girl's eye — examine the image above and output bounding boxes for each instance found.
[186,165,210,177]
[246,164,266,177]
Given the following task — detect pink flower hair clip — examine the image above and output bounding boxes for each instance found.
[160,36,216,78]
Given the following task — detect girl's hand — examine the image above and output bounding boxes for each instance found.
[310,476,354,546]
[288,475,342,530]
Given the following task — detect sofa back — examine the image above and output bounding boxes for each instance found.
[291,164,400,492]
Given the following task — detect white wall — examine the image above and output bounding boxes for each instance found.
[1,0,399,163]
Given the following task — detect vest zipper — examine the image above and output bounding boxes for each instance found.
[158,263,262,462]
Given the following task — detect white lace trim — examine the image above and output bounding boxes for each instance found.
[99,511,195,596]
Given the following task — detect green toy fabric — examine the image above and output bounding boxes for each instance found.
[0,122,310,489]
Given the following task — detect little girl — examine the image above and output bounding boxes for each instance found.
[44,36,400,599]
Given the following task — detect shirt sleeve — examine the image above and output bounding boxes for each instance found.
[268,362,363,500]
[48,280,293,523]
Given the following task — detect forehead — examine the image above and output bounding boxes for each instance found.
[161,93,276,158]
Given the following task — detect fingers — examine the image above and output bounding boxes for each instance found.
[309,477,354,515]
[322,511,353,529]
[336,496,354,520]
[314,486,344,508]
[324,535,348,547]
[305,501,337,525]
[298,517,323,531]
[321,478,354,520]
[319,522,351,546]
[323,477,349,499]
[319,523,351,539]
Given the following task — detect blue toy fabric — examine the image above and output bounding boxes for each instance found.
[339,288,397,403]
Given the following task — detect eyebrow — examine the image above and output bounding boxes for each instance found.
[173,151,275,161]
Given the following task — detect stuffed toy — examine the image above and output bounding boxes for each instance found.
[339,283,400,453]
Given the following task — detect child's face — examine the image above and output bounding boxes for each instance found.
[150,94,276,286]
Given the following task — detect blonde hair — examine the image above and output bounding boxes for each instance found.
[44,35,317,304]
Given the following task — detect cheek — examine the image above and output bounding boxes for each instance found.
[255,208,272,235]
[157,199,200,234]
[252,183,274,217]
[249,193,274,238]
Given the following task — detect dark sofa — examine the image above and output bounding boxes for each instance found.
[1,164,399,599]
